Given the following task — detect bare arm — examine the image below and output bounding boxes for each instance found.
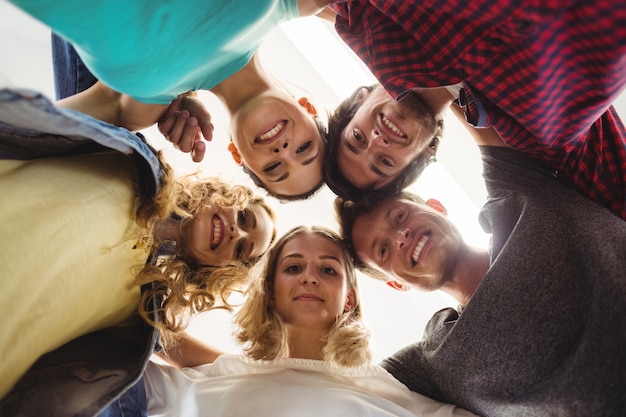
[57,80,168,131]
[58,82,214,162]
[297,0,332,17]
[156,332,225,368]
[449,103,506,147]
[315,6,336,23]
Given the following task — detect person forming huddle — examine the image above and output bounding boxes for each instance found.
[0,89,275,413]
[124,226,477,417]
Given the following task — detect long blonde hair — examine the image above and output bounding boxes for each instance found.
[235,226,371,368]
[133,155,277,342]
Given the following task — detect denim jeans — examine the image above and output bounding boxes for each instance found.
[98,377,148,417]
[51,33,97,100]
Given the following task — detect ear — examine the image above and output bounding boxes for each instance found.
[344,288,357,312]
[426,198,448,216]
[355,87,371,103]
[227,142,243,166]
[297,97,318,117]
[386,280,411,292]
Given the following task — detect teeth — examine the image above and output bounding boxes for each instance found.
[411,234,429,264]
[258,121,285,142]
[382,116,405,137]
[212,217,221,246]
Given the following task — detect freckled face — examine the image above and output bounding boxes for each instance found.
[184,203,274,266]
[273,234,354,331]
[230,90,325,197]
[352,196,463,291]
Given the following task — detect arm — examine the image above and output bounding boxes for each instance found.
[57,80,168,131]
[59,82,213,162]
[156,332,225,368]
[449,104,505,147]
[297,0,332,17]
[315,6,336,23]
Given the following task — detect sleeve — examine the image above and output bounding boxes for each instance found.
[380,308,460,402]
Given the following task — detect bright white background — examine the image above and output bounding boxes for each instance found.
[2,1,624,362]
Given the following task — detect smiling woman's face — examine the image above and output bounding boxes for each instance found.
[272,233,354,331]
[230,90,325,197]
[183,202,274,266]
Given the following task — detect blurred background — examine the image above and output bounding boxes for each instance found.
[2,1,624,361]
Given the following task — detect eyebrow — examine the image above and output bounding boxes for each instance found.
[370,236,380,262]
[268,172,289,183]
[370,164,390,178]
[370,206,395,261]
[343,135,361,155]
[250,210,257,229]
[283,253,304,260]
[302,150,319,166]
[320,254,342,263]
[267,149,320,183]
[246,210,258,258]
[282,253,341,263]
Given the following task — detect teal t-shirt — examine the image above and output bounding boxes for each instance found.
[12,0,298,104]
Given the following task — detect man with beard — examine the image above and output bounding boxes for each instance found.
[334,120,626,416]
[322,0,626,221]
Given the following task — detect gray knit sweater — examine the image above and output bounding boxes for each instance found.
[382,147,626,417]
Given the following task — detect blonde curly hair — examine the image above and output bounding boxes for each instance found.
[133,154,277,342]
[235,225,371,368]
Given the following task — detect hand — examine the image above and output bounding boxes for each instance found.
[158,92,214,162]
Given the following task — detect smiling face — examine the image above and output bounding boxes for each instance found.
[272,233,355,331]
[337,87,436,190]
[230,90,325,197]
[183,202,274,266]
[351,196,463,291]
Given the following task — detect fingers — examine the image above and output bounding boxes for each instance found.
[158,110,209,163]
[199,119,214,142]
[161,110,195,151]
[191,140,206,162]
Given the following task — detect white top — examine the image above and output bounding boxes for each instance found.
[444,82,464,99]
[144,354,477,417]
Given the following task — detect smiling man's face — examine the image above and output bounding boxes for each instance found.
[351,195,463,291]
[337,87,437,190]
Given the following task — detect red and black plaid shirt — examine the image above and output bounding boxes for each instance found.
[331,0,626,220]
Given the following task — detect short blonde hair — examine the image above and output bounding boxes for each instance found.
[235,226,372,368]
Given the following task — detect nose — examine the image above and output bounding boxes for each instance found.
[299,264,319,285]
[229,225,247,241]
[370,129,390,148]
[272,141,289,153]
[395,228,410,250]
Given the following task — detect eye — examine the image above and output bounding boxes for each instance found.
[263,161,281,173]
[296,141,312,154]
[321,266,337,275]
[237,210,247,227]
[380,156,393,167]
[286,264,302,273]
[352,129,366,144]
[235,242,244,259]
[394,209,406,225]
[379,243,388,261]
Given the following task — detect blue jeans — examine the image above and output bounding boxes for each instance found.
[98,377,148,417]
[51,33,97,100]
